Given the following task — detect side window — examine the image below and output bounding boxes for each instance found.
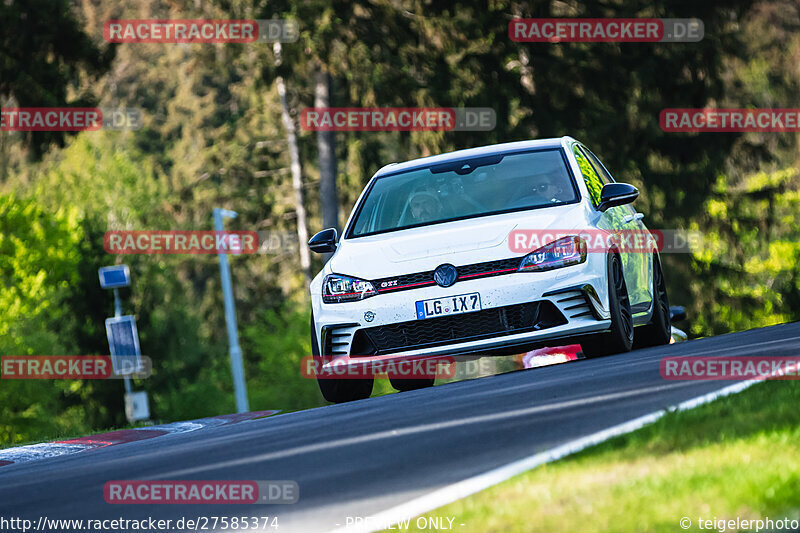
[583,148,615,185]
[572,145,603,206]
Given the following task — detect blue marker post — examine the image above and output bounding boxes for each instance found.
[213,208,250,413]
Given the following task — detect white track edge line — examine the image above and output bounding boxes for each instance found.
[332,379,758,533]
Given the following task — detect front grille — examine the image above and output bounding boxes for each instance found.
[374,271,434,292]
[352,301,566,355]
[372,257,522,293]
[457,257,520,278]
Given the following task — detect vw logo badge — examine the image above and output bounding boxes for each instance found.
[433,264,458,288]
[364,311,375,322]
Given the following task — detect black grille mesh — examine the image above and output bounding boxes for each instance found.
[457,257,520,277]
[353,301,566,355]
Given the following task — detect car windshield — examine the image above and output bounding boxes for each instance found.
[349,148,577,237]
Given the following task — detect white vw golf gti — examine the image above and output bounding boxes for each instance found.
[308,137,671,402]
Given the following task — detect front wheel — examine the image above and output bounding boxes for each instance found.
[581,253,634,357]
[311,314,373,403]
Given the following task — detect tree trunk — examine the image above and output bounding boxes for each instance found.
[0,131,7,185]
[315,68,339,242]
[274,43,312,289]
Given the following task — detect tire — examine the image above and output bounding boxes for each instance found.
[311,314,373,403]
[389,376,435,392]
[581,253,634,357]
[633,254,671,349]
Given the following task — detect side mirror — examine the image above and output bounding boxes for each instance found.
[669,305,686,323]
[308,228,338,254]
[597,183,639,212]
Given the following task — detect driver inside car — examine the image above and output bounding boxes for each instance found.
[529,175,569,203]
[408,189,444,224]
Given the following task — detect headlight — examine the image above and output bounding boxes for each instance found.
[323,274,378,303]
[518,236,587,272]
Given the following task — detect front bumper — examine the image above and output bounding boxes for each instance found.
[311,258,611,368]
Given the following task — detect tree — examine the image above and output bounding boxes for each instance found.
[275,42,312,287]
[315,68,339,235]
[0,0,112,159]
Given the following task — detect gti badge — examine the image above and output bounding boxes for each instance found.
[433,264,458,288]
[364,311,375,322]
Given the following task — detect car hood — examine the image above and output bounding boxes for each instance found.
[328,203,589,279]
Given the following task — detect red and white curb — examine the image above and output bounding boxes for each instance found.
[522,344,582,368]
[0,410,279,468]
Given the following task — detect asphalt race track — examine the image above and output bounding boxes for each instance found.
[2,322,799,532]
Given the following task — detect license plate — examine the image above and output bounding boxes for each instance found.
[415,292,481,319]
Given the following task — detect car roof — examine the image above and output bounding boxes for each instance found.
[373,136,577,178]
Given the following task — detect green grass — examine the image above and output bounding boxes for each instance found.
[397,380,800,532]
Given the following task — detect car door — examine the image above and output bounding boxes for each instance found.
[582,146,651,308]
[572,145,647,307]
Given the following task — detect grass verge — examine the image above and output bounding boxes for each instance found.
[397,380,800,532]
